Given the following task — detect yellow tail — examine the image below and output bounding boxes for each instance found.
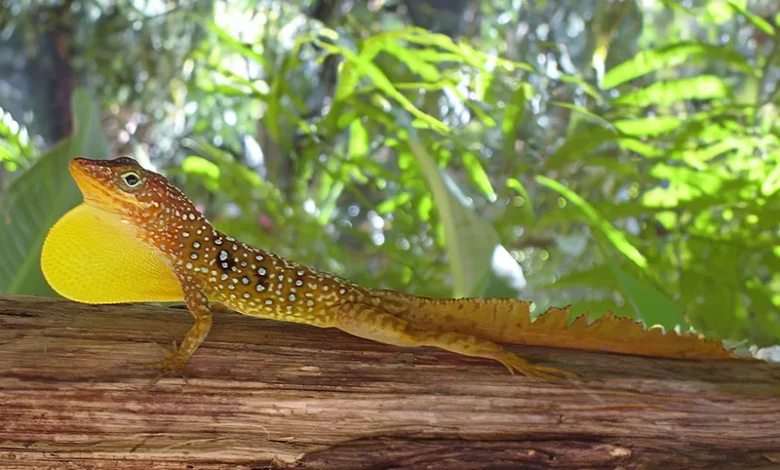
[377,292,740,360]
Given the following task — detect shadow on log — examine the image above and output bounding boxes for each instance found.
[1,296,779,469]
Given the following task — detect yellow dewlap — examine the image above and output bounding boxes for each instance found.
[41,203,184,304]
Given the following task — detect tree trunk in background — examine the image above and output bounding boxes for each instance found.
[1,296,779,469]
[403,0,473,37]
[50,25,76,140]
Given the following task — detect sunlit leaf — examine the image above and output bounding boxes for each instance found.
[536,175,647,269]
[461,151,495,199]
[727,0,776,36]
[705,0,739,24]
[603,41,756,89]
[0,107,35,169]
[650,163,725,196]
[377,192,411,214]
[615,75,730,107]
[617,138,664,157]
[0,88,110,296]
[380,41,442,82]
[614,116,681,136]
[670,138,747,164]
[319,40,449,133]
[348,120,369,158]
[417,194,433,221]
[501,83,530,158]
[506,177,534,221]
[182,155,221,192]
[761,153,780,196]
[203,20,269,69]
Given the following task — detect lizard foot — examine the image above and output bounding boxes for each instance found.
[498,351,577,381]
[146,341,189,385]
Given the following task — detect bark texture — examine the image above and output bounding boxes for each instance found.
[1,295,779,469]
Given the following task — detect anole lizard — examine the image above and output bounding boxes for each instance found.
[40,157,738,381]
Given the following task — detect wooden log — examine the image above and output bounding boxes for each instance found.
[1,295,778,469]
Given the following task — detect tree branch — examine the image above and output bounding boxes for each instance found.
[1,296,778,469]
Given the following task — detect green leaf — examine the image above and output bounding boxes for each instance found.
[262,35,308,148]
[501,83,530,158]
[603,41,755,89]
[348,120,369,158]
[650,163,726,196]
[461,151,495,199]
[203,20,269,69]
[408,138,525,298]
[567,300,636,322]
[558,74,604,102]
[182,155,221,192]
[0,88,110,296]
[0,107,35,168]
[614,116,681,136]
[505,177,534,221]
[380,41,442,82]
[615,75,730,107]
[598,242,688,328]
[377,192,412,214]
[548,263,616,290]
[761,152,780,196]
[535,175,647,269]
[549,101,615,129]
[617,138,664,158]
[545,125,618,170]
[727,0,776,36]
[320,40,449,133]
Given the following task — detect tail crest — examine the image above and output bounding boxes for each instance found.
[385,295,741,360]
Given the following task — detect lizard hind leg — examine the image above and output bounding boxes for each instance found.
[335,303,575,381]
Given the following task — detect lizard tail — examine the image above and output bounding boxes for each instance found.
[380,293,740,360]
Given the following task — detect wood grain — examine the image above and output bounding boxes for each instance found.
[1,295,778,469]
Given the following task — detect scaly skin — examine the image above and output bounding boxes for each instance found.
[41,157,572,381]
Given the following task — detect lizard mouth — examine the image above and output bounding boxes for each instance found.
[69,158,131,208]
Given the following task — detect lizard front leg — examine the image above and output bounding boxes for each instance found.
[334,302,575,380]
[150,278,213,379]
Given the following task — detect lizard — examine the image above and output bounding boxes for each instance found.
[40,156,739,381]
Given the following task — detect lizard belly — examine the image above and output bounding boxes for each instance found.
[212,288,336,327]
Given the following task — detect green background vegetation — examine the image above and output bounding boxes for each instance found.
[0,0,777,350]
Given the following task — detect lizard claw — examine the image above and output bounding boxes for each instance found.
[145,341,189,386]
[499,352,578,381]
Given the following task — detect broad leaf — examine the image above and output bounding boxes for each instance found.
[0,88,110,296]
[408,138,525,298]
[599,243,687,328]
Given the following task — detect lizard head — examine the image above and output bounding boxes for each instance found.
[69,156,191,218]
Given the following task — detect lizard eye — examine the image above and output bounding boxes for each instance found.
[121,171,142,189]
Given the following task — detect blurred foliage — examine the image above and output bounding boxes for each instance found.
[0,89,110,296]
[0,0,778,349]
